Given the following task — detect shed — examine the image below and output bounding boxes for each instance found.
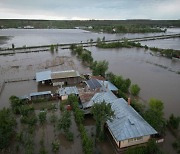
[58,86,79,100]
[36,70,51,83]
[30,91,52,101]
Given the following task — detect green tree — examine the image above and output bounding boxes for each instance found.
[92,60,108,77]
[130,84,141,96]
[38,111,47,125]
[144,98,166,134]
[0,108,16,149]
[52,139,60,153]
[57,110,71,133]
[49,113,58,124]
[91,101,114,140]
[50,44,54,52]
[168,114,180,129]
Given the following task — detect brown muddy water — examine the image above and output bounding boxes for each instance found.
[0,29,180,154]
[87,46,180,118]
[0,48,91,108]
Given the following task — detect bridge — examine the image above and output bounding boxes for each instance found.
[0,33,179,55]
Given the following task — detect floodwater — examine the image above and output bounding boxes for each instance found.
[0,28,180,153]
[0,49,91,108]
[140,38,180,50]
[87,46,180,118]
[0,28,179,48]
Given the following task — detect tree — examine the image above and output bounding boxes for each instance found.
[50,44,54,52]
[91,101,114,140]
[38,111,47,125]
[0,108,16,149]
[52,139,60,153]
[92,60,109,77]
[130,84,141,96]
[49,113,58,124]
[57,110,71,133]
[168,114,180,129]
[144,98,166,134]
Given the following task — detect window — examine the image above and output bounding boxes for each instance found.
[128,137,143,143]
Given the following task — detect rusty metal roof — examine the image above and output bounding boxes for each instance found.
[51,70,80,79]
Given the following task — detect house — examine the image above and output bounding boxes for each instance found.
[30,91,52,101]
[83,91,117,110]
[81,89,157,149]
[106,98,157,148]
[36,70,82,86]
[58,86,79,100]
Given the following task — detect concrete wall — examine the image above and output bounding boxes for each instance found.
[120,135,150,148]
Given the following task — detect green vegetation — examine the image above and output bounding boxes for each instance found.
[50,44,54,52]
[1,19,180,29]
[51,139,60,153]
[57,110,74,141]
[172,138,180,154]
[168,114,180,130]
[70,45,93,66]
[144,98,166,135]
[149,47,180,59]
[92,25,166,33]
[126,139,162,154]
[91,60,109,77]
[91,101,114,141]
[106,72,131,94]
[38,111,47,125]
[96,39,180,59]
[67,95,94,154]
[0,108,16,149]
[130,84,141,96]
[79,124,94,154]
[96,40,142,48]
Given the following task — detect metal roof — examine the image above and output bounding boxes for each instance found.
[98,80,118,91]
[36,70,51,82]
[85,79,102,90]
[107,98,157,141]
[51,70,80,79]
[30,91,52,97]
[83,91,117,109]
[58,86,79,96]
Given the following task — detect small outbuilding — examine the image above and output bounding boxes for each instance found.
[30,91,52,101]
[58,86,79,100]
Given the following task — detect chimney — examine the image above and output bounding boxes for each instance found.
[128,97,131,105]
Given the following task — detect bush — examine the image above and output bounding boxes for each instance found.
[52,140,60,153]
[168,114,180,129]
[65,131,74,141]
[0,108,16,149]
[130,84,141,96]
[38,111,47,125]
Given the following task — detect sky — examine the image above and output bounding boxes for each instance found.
[0,0,180,20]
